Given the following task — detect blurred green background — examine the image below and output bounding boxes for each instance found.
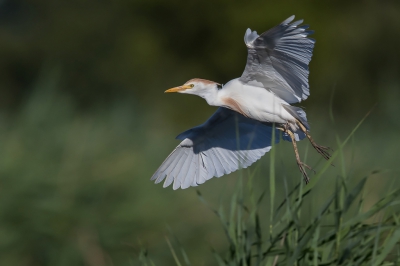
[0,0,399,265]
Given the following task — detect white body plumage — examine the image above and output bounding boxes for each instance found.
[217,79,295,125]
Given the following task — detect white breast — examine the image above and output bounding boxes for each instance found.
[218,79,295,124]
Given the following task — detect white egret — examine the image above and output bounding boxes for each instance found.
[151,15,331,190]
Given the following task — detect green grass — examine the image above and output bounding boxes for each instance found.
[0,78,399,265]
[140,113,400,265]
[158,171,400,265]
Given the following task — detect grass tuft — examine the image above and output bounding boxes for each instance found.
[147,110,400,265]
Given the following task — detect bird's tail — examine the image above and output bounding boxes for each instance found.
[281,105,309,142]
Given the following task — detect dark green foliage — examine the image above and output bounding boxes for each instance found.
[0,0,400,122]
[0,74,399,265]
[0,2,400,263]
[201,178,400,265]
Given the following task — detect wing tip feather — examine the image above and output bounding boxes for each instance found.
[282,15,295,25]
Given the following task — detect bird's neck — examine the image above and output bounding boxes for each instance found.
[199,86,222,107]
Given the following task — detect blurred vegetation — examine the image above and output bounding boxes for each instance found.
[0,0,399,265]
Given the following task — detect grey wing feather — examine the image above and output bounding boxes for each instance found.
[151,108,279,190]
[240,15,315,103]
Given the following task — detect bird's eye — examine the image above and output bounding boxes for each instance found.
[190,84,194,88]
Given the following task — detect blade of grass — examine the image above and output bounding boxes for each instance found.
[165,236,182,266]
[373,229,400,266]
[301,106,375,196]
[270,124,276,236]
[166,226,191,266]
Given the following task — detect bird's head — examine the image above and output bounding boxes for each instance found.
[165,78,222,98]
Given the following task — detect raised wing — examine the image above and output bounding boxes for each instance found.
[151,108,280,190]
[240,15,315,103]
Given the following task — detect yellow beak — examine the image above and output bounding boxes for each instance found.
[165,85,192,93]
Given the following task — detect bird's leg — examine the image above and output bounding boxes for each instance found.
[286,129,315,184]
[276,125,286,132]
[296,121,332,161]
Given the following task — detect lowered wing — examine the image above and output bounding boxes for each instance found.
[240,15,315,103]
[151,108,280,190]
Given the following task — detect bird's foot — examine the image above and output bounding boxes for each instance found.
[311,142,333,161]
[295,120,333,162]
[297,161,315,184]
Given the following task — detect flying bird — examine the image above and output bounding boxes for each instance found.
[151,15,331,190]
